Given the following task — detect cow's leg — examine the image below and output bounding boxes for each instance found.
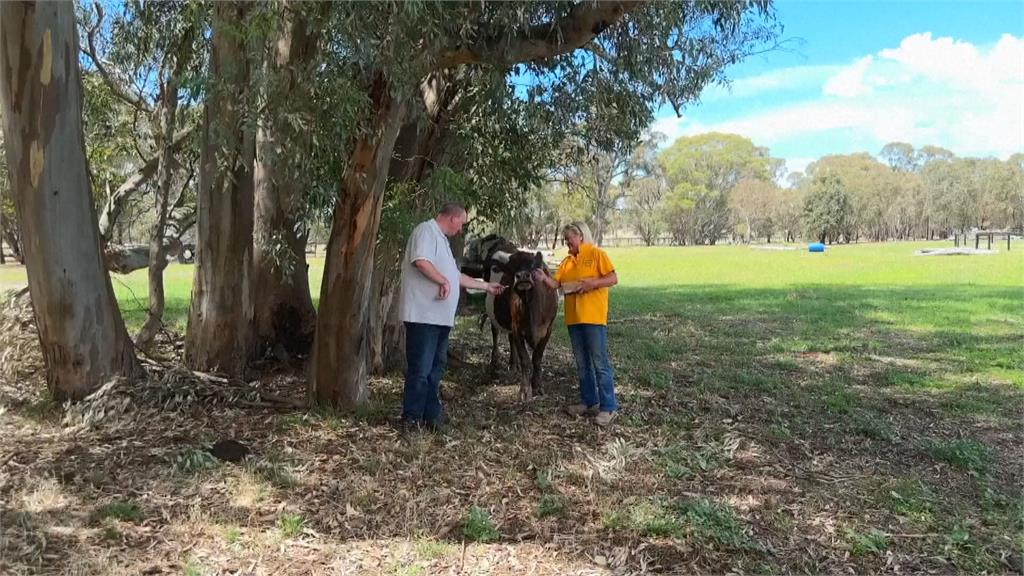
[531,333,551,396]
[512,334,532,400]
[508,332,520,375]
[489,324,500,376]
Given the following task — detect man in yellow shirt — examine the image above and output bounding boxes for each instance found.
[534,222,619,426]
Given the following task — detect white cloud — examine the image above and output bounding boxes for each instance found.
[657,32,1024,162]
[823,56,874,97]
[703,64,840,101]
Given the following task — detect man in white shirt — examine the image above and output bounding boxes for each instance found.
[399,202,503,432]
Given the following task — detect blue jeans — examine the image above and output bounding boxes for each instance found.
[402,322,451,425]
[568,324,618,412]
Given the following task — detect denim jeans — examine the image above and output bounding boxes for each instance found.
[568,323,618,412]
[402,322,451,425]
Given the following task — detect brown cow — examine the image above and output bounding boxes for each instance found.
[484,248,558,400]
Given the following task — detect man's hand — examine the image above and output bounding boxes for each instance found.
[438,280,450,300]
[485,282,504,296]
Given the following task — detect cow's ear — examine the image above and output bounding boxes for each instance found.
[534,251,544,267]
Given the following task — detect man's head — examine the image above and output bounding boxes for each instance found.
[436,202,468,237]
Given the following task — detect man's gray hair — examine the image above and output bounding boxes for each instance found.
[439,201,467,216]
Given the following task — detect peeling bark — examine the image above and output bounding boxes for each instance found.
[310,74,405,408]
[0,1,140,399]
[252,4,320,361]
[183,3,256,376]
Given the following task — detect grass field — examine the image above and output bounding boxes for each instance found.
[1,241,1022,574]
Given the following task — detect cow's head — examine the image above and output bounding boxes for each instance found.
[491,250,548,293]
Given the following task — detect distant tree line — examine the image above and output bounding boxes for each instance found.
[514,133,1023,247]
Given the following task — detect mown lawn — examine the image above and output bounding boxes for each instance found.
[1,240,1021,574]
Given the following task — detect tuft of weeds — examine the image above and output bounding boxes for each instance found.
[640,370,673,391]
[183,558,207,576]
[852,411,894,441]
[767,423,792,440]
[678,498,760,550]
[943,522,1000,573]
[537,494,567,519]
[656,445,720,480]
[880,478,935,518]
[463,505,499,542]
[845,528,890,556]
[353,397,392,425]
[535,468,554,492]
[278,513,305,539]
[247,455,297,488]
[224,526,243,545]
[95,500,143,523]
[101,523,122,542]
[825,387,855,414]
[174,447,219,475]
[926,439,993,475]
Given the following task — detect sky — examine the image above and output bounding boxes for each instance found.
[650,0,1024,175]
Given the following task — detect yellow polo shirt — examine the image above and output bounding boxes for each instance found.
[554,243,615,326]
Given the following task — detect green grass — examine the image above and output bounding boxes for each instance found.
[413,537,454,560]
[603,498,757,550]
[3,240,1022,572]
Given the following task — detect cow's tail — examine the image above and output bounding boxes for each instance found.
[477,312,490,332]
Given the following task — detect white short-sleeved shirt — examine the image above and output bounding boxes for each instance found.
[399,219,462,327]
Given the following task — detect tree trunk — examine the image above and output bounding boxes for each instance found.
[252,5,319,361]
[136,66,184,349]
[0,1,140,400]
[184,3,256,376]
[368,238,403,375]
[3,226,22,263]
[0,208,5,265]
[366,72,457,376]
[310,75,405,409]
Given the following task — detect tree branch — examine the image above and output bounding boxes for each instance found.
[82,1,152,113]
[438,1,640,68]
[98,126,195,242]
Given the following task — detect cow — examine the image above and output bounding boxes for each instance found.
[484,247,559,400]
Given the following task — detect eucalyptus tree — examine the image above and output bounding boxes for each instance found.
[0,1,141,399]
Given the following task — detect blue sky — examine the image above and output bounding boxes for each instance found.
[651,0,1024,174]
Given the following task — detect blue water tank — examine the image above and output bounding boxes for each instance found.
[808,242,826,253]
